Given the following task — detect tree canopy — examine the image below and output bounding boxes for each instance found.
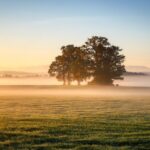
[48,45,91,85]
[84,36,125,85]
[48,36,126,85]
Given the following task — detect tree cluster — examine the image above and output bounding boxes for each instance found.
[48,36,126,85]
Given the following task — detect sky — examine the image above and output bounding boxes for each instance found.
[0,0,150,70]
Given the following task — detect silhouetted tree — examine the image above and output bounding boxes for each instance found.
[48,55,67,85]
[49,45,91,85]
[61,45,80,85]
[84,36,126,85]
[49,36,125,86]
[71,46,91,85]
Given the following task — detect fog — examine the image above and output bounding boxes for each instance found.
[0,86,149,98]
[115,75,150,87]
[0,77,60,85]
[0,75,150,87]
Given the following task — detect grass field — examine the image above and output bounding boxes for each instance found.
[0,86,150,150]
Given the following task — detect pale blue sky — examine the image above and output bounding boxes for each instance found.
[0,0,150,69]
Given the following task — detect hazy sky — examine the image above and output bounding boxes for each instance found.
[0,0,150,70]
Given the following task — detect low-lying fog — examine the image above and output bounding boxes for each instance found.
[0,85,149,97]
[0,75,150,87]
[115,75,150,87]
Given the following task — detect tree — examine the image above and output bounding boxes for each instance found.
[49,36,126,86]
[48,45,91,85]
[70,46,91,85]
[60,45,77,85]
[84,36,126,85]
[48,55,67,85]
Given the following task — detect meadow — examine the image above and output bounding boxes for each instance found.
[0,86,150,150]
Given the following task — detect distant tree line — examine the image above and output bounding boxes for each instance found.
[48,36,126,85]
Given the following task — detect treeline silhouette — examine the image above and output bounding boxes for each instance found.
[48,36,126,85]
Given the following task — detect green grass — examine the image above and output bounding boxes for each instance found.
[0,88,150,149]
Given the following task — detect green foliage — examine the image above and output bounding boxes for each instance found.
[49,45,91,85]
[48,55,67,85]
[48,36,126,85]
[85,36,126,85]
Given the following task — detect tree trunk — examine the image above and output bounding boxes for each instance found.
[67,72,71,86]
[63,80,66,86]
[68,80,71,86]
[77,80,80,86]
